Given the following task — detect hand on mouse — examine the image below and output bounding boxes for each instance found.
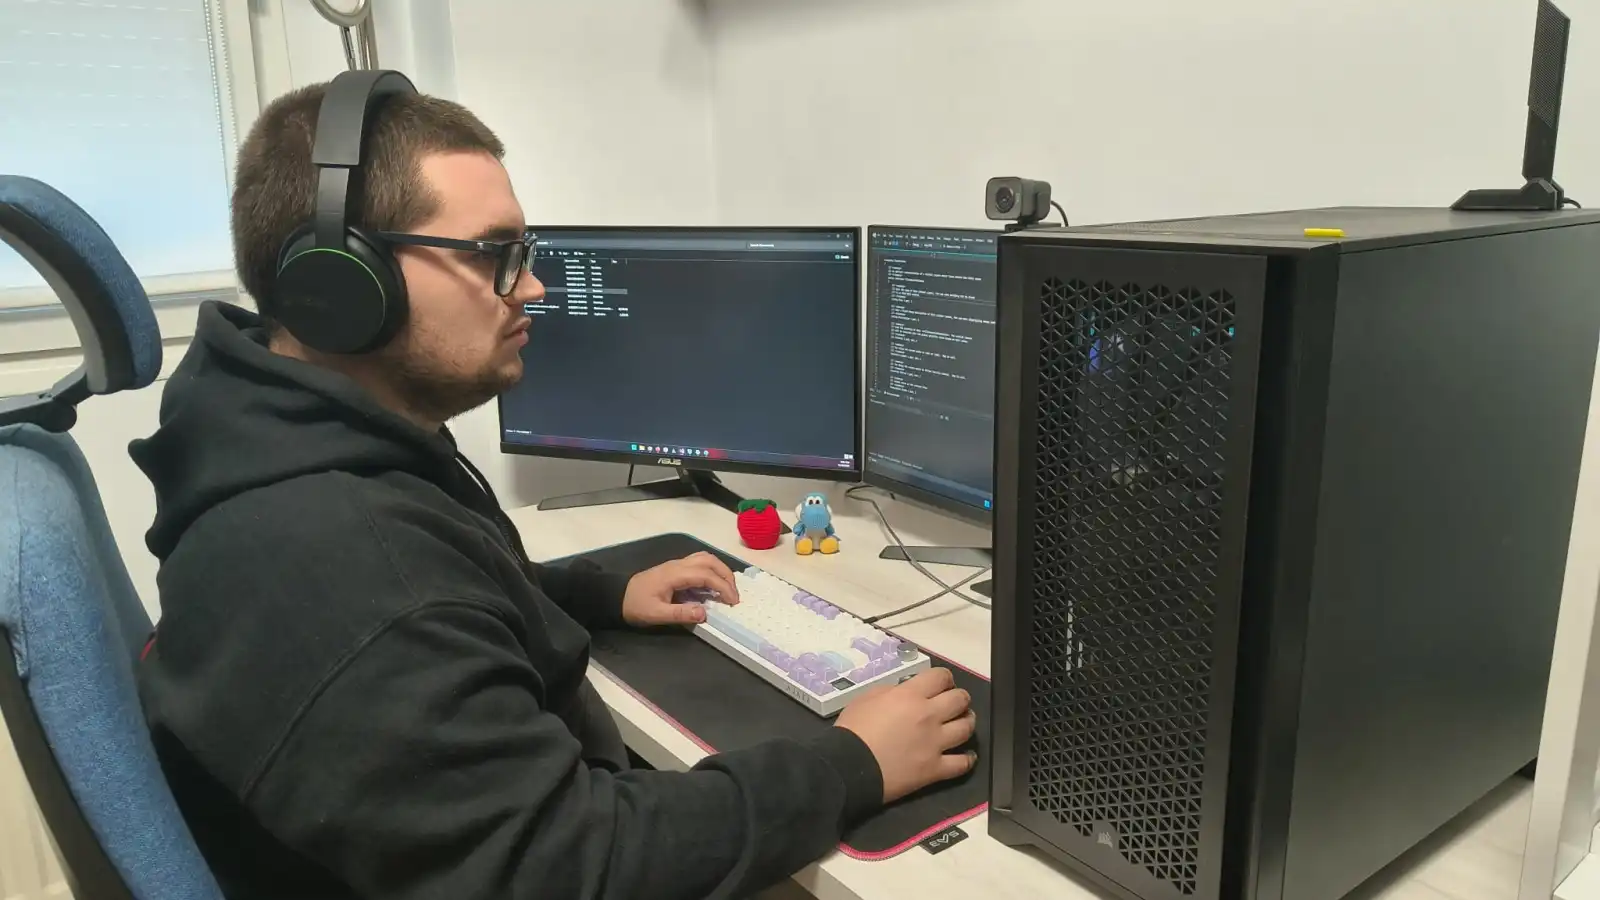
[834,667,977,803]
[621,552,741,627]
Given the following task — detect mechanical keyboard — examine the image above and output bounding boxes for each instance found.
[678,567,932,716]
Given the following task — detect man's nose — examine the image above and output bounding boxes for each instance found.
[512,271,545,307]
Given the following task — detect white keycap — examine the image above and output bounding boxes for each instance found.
[687,567,932,716]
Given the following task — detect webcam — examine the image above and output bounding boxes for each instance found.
[986,177,1053,226]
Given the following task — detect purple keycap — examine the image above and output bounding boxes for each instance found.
[792,591,810,606]
[814,680,836,695]
[879,638,901,657]
[820,667,839,681]
[785,662,809,680]
[850,666,870,682]
[851,637,878,657]
[821,606,840,620]
[798,653,821,672]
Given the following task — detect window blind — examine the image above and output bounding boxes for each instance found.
[0,0,236,305]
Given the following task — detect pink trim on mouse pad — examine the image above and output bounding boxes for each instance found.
[598,661,989,861]
[834,803,989,861]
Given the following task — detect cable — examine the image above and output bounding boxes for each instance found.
[626,465,636,486]
[843,485,992,623]
[1050,200,1071,226]
[1564,197,1583,209]
[865,566,992,625]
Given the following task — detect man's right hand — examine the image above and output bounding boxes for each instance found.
[835,667,977,804]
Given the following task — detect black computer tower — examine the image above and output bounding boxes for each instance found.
[988,207,1600,900]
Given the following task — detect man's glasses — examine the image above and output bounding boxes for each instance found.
[376,229,536,297]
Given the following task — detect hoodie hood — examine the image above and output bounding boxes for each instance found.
[131,302,462,561]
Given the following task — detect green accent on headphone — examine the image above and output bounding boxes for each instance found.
[290,247,386,301]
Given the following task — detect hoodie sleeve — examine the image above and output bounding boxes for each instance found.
[243,599,883,900]
[526,560,632,630]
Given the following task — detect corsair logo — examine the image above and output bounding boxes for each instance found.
[1092,820,1120,852]
[657,457,683,466]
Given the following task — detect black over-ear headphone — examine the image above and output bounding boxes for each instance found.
[273,69,418,355]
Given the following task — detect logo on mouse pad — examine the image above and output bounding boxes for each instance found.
[1092,821,1121,853]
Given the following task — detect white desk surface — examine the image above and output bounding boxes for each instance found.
[506,486,1534,900]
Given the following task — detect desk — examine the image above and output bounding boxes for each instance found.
[507,488,1534,900]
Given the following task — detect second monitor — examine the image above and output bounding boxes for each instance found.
[502,226,862,517]
[865,226,999,593]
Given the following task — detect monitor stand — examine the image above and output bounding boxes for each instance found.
[878,545,993,598]
[1451,178,1565,211]
[537,468,791,533]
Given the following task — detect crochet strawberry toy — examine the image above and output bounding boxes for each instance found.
[736,499,783,550]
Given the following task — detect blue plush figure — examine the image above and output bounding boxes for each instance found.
[793,492,839,556]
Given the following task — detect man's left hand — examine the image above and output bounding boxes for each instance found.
[621,551,741,627]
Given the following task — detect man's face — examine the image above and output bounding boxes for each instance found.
[379,150,543,423]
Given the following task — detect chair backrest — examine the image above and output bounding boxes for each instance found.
[0,175,223,900]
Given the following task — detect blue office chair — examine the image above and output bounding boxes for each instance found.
[0,176,222,900]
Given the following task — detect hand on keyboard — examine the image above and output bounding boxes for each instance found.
[621,552,741,627]
[835,668,978,804]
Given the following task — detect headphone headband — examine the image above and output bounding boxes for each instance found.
[309,70,417,249]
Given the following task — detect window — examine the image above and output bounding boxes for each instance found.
[0,0,258,366]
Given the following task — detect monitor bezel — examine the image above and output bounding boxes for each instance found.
[498,224,864,483]
[861,223,1001,526]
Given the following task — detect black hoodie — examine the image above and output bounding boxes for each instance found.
[131,302,882,900]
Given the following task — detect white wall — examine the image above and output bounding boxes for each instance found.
[446,0,722,509]
[706,0,1600,228]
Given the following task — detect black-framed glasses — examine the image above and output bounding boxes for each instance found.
[376,229,536,297]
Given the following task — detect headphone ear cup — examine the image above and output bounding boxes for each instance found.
[273,227,406,354]
[344,227,408,347]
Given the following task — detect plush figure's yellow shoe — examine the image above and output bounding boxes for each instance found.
[795,537,815,555]
[819,536,840,555]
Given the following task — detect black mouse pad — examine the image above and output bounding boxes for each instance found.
[544,532,990,860]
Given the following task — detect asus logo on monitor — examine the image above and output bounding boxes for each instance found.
[658,457,683,466]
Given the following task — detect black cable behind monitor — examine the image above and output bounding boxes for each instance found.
[1453,0,1575,211]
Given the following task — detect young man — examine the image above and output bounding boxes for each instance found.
[131,81,977,899]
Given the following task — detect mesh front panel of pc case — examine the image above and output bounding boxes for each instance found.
[992,244,1267,900]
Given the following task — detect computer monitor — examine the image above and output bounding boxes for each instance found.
[864,225,999,593]
[500,226,862,520]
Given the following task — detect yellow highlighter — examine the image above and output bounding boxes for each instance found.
[1303,227,1346,238]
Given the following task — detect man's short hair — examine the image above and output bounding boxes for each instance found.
[231,82,505,324]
